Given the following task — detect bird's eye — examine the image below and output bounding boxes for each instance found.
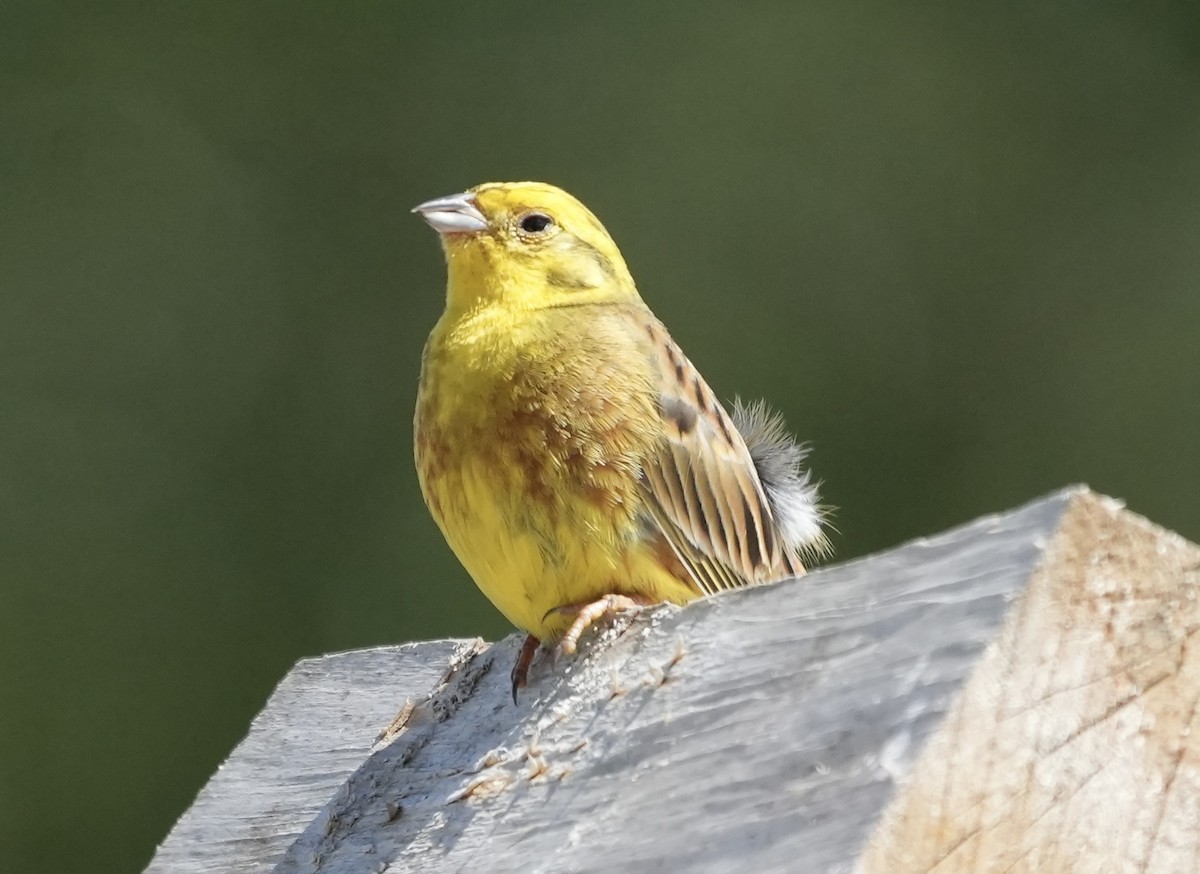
[518,212,555,235]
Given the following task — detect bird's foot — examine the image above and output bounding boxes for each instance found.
[553,593,655,657]
[510,634,542,704]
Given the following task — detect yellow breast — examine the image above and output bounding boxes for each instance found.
[414,303,696,640]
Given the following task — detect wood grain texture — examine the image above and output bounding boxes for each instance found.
[859,492,1200,874]
[265,489,1074,874]
[145,641,479,874]
[148,487,1200,874]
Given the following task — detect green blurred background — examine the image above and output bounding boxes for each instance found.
[3,1,1198,869]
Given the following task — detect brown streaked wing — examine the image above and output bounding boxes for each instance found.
[641,457,744,595]
[637,316,803,594]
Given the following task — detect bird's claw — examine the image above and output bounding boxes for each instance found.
[555,594,652,657]
[510,634,541,704]
[511,596,654,703]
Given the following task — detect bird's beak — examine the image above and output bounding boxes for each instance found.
[411,192,489,235]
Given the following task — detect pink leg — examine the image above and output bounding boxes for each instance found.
[554,594,656,656]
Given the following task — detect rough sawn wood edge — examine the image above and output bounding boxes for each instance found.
[144,639,483,873]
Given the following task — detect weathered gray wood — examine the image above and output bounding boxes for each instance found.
[148,487,1200,874]
[146,641,478,874]
[272,489,1072,874]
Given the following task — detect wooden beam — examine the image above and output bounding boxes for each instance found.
[147,487,1200,873]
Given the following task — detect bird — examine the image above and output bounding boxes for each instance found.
[412,182,828,699]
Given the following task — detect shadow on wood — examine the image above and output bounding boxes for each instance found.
[146,487,1200,874]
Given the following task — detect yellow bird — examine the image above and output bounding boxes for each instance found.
[413,182,827,696]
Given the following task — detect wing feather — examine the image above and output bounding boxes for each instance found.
[638,316,806,594]
[641,479,744,594]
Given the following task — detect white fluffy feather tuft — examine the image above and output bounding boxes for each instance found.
[731,398,831,560]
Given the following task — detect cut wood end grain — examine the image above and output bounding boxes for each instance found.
[859,490,1200,874]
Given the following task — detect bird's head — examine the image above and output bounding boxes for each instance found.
[413,182,640,314]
